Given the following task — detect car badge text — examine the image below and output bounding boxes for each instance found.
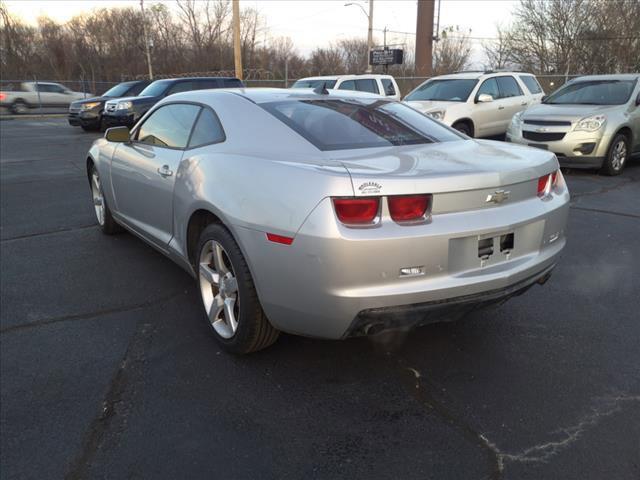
[359,181,382,194]
[486,189,510,204]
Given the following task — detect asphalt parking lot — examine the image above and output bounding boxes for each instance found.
[1,117,639,480]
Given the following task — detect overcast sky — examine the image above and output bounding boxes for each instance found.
[5,0,519,66]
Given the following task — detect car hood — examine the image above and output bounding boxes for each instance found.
[404,100,460,112]
[522,103,620,120]
[71,96,111,106]
[330,139,558,196]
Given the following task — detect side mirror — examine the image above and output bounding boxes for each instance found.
[477,93,494,103]
[105,126,130,143]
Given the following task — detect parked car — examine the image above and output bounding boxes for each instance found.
[291,74,401,100]
[101,77,244,128]
[404,71,544,137]
[68,80,151,131]
[0,82,92,114]
[506,74,640,175]
[87,88,569,354]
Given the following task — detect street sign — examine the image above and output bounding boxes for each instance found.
[369,49,404,66]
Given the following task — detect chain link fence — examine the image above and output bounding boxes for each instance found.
[1,74,586,116]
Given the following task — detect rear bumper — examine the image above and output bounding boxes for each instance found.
[347,264,554,336]
[234,182,570,339]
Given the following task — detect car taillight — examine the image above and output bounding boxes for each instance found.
[0,93,5,101]
[333,197,379,225]
[538,170,559,198]
[388,194,431,222]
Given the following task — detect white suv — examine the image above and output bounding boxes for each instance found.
[404,71,545,137]
[291,74,401,101]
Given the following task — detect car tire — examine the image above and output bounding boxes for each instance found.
[11,100,28,114]
[196,223,279,354]
[89,164,122,234]
[452,121,472,137]
[600,133,629,176]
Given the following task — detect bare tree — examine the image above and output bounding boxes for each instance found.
[483,24,511,70]
[432,26,472,75]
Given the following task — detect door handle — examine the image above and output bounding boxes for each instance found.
[521,102,528,106]
[498,105,505,110]
[157,165,173,177]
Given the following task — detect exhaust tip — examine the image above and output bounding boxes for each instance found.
[537,271,552,285]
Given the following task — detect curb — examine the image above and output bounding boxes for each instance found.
[0,114,67,120]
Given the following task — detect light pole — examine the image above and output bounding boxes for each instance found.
[345,1,373,73]
[140,0,153,80]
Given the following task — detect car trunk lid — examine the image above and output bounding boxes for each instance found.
[332,139,558,213]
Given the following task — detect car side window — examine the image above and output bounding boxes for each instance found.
[36,84,54,93]
[188,108,226,148]
[477,78,499,100]
[135,104,200,149]
[381,78,396,96]
[338,80,356,91]
[199,80,221,89]
[518,75,542,94]
[167,81,195,95]
[355,79,379,94]
[496,76,524,98]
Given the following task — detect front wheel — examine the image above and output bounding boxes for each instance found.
[600,134,629,176]
[452,121,472,137]
[89,165,121,234]
[196,224,279,354]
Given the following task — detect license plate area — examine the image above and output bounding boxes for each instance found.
[477,232,514,260]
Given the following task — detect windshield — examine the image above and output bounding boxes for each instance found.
[260,98,462,151]
[291,79,337,89]
[405,79,478,102]
[103,83,136,98]
[139,80,172,97]
[544,80,637,105]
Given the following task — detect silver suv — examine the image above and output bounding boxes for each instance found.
[507,74,640,175]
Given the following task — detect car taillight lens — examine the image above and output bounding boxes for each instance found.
[0,93,5,101]
[538,170,559,198]
[388,194,431,222]
[333,197,379,225]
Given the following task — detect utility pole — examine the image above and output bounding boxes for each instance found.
[140,0,153,80]
[366,0,373,73]
[232,0,243,80]
[415,0,435,78]
[345,1,374,73]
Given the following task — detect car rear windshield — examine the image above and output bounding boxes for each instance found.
[544,79,637,105]
[291,79,337,89]
[405,79,478,102]
[103,83,137,98]
[518,75,543,94]
[260,98,462,151]
[139,80,172,97]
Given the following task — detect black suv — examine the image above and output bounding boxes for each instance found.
[68,80,151,131]
[102,77,244,129]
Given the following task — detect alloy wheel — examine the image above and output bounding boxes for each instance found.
[611,140,627,171]
[90,171,105,226]
[199,240,240,339]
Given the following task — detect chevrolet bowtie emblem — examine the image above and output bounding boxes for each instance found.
[486,189,510,204]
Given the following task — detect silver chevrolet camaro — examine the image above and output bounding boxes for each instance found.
[87,88,569,353]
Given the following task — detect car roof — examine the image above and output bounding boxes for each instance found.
[296,74,394,81]
[568,74,640,82]
[430,71,537,81]
[174,87,385,105]
[151,77,240,83]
